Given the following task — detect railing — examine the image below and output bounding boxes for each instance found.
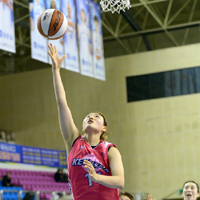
[0,189,71,200]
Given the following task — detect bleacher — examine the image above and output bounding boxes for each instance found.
[0,168,70,200]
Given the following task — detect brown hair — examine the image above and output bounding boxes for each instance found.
[98,112,109,141]
[119,192,134,200]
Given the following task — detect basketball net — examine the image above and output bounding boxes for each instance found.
[100,0,131,14]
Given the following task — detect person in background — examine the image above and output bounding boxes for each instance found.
[182,181,199,200]
[119,192,134,200]
[54,168,63,182]
[54,169,68,183]
[148,181,199,200]
[2,172,13,187]
[61,169,68,183]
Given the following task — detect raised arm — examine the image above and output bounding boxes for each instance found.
[83,147,124,189]
[48,44,80,153]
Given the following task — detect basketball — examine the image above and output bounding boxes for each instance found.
[37,9,68,40]
[2,0,8,3]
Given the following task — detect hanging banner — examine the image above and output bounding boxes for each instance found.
[46,0,64,66]
[0,0,15,53]
[0,0,3,49]
[61,0,79,73]
[29,0,48,63]
[90,1,105,81]
[76,0,93,77]
[0,142,67,168]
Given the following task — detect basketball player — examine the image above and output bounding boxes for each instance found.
[119,192,134,200]
[48,43,124,200]
[148,181,199,200]
[62,0,79,72]
[92,14,105,80]
[93,15,103,61]
[79,8,92,56]
[78,7,93,76]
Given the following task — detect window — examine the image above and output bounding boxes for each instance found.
[126,66,200,102]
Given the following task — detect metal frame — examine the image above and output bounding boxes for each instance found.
[0,0,200,73]
[103,0,200,54]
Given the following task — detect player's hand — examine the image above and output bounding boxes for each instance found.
[83,160,99,182]
[47,43,66,70]
[148,195,156,200]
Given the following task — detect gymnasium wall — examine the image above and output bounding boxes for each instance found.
[1,43,200,199]
[105,43,200,199]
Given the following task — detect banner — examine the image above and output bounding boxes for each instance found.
[29,0,48,63]
[29,0,105,81]
[90,1,105,81]
[0,142,67,168]
[46,0,64,66]
[0,0,3,49]
[0,0,15,53]
[76,0,93,77]
[61,0,79,73]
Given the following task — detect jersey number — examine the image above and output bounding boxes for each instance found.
[85,172,101,187]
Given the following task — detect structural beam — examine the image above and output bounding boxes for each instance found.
[131,0,168,8]
[182,0,197,45]
[104,20,200,41]
[139,0,178,46]
[167,0,192,26]
[164,0,173,28]
[121,10,151,50]
[13,0,29,9]
[14,13,29,24]
[135,10,149,52]
[118,6,144,34]
[101,21,132,53]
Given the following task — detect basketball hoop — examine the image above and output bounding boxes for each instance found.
[100,0,131,14]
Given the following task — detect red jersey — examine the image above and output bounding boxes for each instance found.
[67,135,120,200]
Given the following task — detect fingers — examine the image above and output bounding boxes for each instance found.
[83,160,95,174]
[48,43,57,53]
[48,43,57,55]
[48,44,66,57]
[47,51,52,59]
[54,45,57,54]
[48,44,53,54]
[61,55,67,61]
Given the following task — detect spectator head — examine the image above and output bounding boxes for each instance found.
[182,181,199,200]
[6,172,11,178]
[119,192,134,200]
[56,168,62,173]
